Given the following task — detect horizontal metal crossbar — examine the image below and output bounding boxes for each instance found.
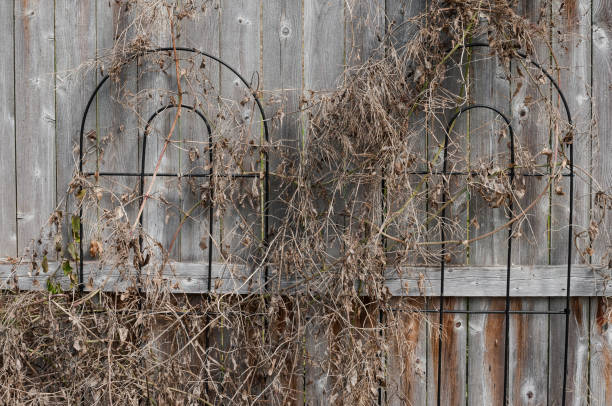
[392,308,568,315]
[84,171,260,178]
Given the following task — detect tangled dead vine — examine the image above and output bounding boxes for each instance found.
[0,0,610,404]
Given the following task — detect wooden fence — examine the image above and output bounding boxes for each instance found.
[0,0,610,404]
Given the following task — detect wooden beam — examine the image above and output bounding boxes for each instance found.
[0,262,609,297]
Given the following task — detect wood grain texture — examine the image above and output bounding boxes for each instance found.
[15,0,56,252]
[427,297,467,406]
[549,297,589,406]
[218,0,262,265]
[55,0,97,255]
[549,1,592,404]
[95,0,140,253]
[140,20,181,259]
[303,1,345,404]
[509,2,552,404]
[426,20,470,406]
[0,0,16,258]
[590,1,612,404]
[386,298,427,406]
[382,2,428,404]
[178,0,220,263]
[262,1,303,404]
[467,37,511,406]
[0,262,608,296]
[590,297,612,406]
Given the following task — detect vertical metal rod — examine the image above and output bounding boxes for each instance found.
[561,100,574,406]
[444,105,514,406]
[437,111,451,406]
[503,112,515,406]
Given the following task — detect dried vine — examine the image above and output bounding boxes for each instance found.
[0,1,609,405]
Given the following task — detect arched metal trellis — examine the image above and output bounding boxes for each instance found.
[76,44,575,406]
[77,46,270,293]
[429,42,574,406]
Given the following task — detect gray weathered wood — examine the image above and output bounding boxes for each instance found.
[15,0,56,252]
[1,262,609,296]
[509,3,551,404]
[95,0,140,257]
[178,0,220,263]
[382,1,428,404]
[549,1,592,404]
[590,0,612,404]
[590,297,612,406]
[139,16,181,259]
[262,0,304,403]
[550,297,590,406]
[426,18,470,406]
[219,0,262,265]
[0,0,16,259]
[303,1,345,404]
[467,35,512,406]
[55,0,97,256]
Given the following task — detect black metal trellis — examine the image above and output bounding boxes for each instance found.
[77,47,270,301]
[429,42,574,406]
[75,44,574,405]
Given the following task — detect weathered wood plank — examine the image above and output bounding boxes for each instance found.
[218,3,264,403]
[139,17,181,259]
[1,262,609,296]
[219,0,262,265]
[590,0,612,404]
[425,21,471,406]
[262,1,304,404]
[344,2,386,403]
[55,0,97,256]
[0,0,16,259]
[303,0,345,404]
[467,37,512,405]
[386,298,427,406]
[345,0,384,66]
[95,0,140,255]
[549,1,592,404]
[383,1,428,403]
[549,297,590,406]
[510,3,552,404]
[178,0,220,263]
[15,0,56,252]
[590,297,612,406]
[427,297,467,406]
[467,298,507,405]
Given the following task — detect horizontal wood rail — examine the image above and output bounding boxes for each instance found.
[1,261,609,297]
